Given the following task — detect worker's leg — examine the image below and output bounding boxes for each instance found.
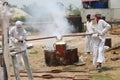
[92,38,100,65]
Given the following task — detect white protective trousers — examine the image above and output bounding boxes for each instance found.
[85,21,94,53]
[85,35,93,53]
[92,37,105,65]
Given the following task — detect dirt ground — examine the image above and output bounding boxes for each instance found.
[1,28,120,80]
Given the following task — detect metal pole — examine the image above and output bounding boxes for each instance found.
[2,1,11,80]
[26,36,57,41]
[2,33,8,80]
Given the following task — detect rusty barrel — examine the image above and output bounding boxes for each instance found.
[0,31,2,35]
[44,49,59,66]
[105,38,112,48]
[0,54,3,67]
[64,47,79,65]
[55,41,66,57]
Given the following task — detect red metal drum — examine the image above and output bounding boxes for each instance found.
[64,47,79,65]
[55,41,66,57]
[44,50,59,66]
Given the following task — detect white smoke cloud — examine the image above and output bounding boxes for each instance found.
[7,0,83,39]
[7,0,82,48]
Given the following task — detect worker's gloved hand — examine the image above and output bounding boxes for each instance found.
[18,40,23,43]
[83,23,86,26]
[19,36,23,40]
[18,36,24,43]
[14,39,19,43]
[98,32,104,36]
[92,33,98,37]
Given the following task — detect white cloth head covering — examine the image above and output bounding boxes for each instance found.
[15,21,23,27]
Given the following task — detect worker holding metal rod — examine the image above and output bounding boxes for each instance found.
[92,14,111,71]
[9,20,27,70]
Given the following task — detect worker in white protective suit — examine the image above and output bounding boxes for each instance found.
[84,14,95,54]
[92,14,111,71]
[9,21,27,70]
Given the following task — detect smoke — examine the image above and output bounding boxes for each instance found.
[25,0,75,39]
[7,0,82,48]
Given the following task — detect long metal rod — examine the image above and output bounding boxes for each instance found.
[26,36,57,41]
[62,33,92,38]
[26,33,92,42]
[10,50,26,56]
[11,74,92,80]
[20,69,88,73]
[11,74,73,79]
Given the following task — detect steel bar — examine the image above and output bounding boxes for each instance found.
[106,44,120,52]
[62,33,92,38]
[11,74,91,80]
[11,74,73,79]
[20,69,88,73]
[26,36,57,41]
[10,50,26,56]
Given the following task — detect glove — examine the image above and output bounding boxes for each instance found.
[83,22,87,26]
[98,32,104,36]
[14,39,18,43]
[92,33,98,37]
[18,36,24,43]
[18,40,23,43]
[19,36,23,40]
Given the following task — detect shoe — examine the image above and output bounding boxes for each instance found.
[96,65,101,70]
[96,65,102,72]
[86,52,90,54]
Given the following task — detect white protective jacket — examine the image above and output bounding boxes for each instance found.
[9,26,27,50]
[92,19,111,65]
[85,21,94,53]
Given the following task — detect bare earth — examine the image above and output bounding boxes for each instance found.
[6,29,120,80]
